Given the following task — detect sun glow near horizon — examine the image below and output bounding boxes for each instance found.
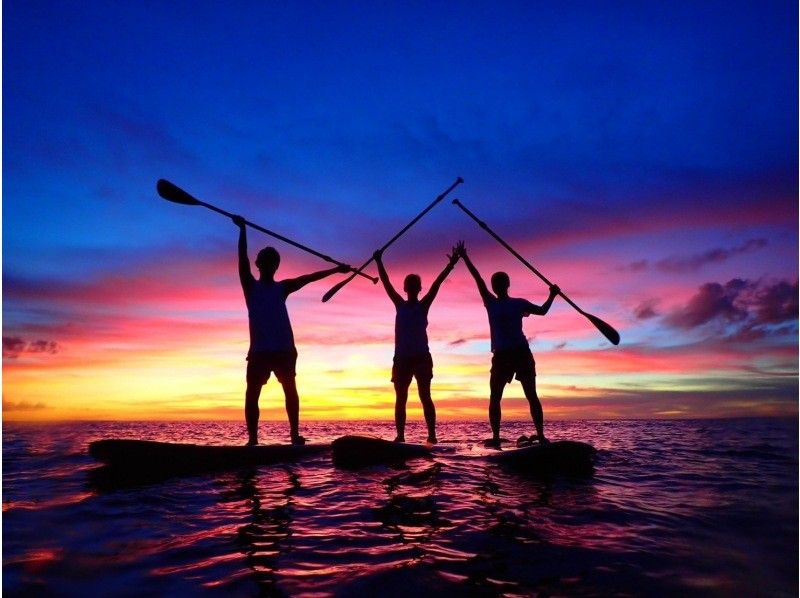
[4,291,796,422]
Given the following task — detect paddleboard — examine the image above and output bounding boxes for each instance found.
[89,439,329,472]
[331,435,432,468]
[487,440,596,476]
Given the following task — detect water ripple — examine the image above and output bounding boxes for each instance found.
[2,418,797,596]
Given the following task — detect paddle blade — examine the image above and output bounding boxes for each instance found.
[584,312,620,345]
[157,179,200,206]
[322,274,354,302]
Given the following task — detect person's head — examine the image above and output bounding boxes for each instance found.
[255,247,280,276]
[491,271,510,296]
[404,274,422,297]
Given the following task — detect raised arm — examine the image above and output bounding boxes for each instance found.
[524,285,561,316]
[233,216,254,292]
[421,241,461,308]
[373,249,403,306]
[282,264,350,295]
[458,245,494,304]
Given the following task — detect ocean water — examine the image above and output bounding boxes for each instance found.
[3,418,797,596]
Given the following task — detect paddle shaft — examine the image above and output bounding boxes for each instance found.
[453,200,566,300]
[322,176,464,302]
[157,180,377,283]
[452,199,620,344]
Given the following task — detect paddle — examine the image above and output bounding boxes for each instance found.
[321,176,464,302]
[452,199,620,345]
[156,179,378,284]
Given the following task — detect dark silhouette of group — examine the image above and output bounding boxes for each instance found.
[233,217,559,448]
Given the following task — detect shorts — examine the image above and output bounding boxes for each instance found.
[391,352,434,386]
[246,349,298,385]
[491,347,536,385]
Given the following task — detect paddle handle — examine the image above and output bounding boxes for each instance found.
[322,176,464,302]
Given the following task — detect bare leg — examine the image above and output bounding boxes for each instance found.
[245,382,262,445]
[394,381,410,441]
[417,378,437,442]
[521,377,546,441]
[489,374,506,441]
[281,377,302,440]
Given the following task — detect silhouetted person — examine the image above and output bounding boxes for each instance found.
[458,244,559,447]
[374,242,462,444]
[234,216,348,446]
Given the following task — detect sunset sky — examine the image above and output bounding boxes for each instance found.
[4,1,798,422]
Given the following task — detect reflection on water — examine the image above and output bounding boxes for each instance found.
[3,419,797,596]
[228,467,298,593]
[378,462,443,546]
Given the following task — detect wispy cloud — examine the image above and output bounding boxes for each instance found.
[3,400,47,411]
[3,337,60,359]
[621,239,768,273]
[634,299,659,320]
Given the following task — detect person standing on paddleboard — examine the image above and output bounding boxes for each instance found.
[458,244,559,448]
[234,216,349,446]
[374,242,462,444]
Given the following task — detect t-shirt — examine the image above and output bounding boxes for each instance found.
[395,301,429,357]
[245,280,295,352]
[485,297,531,352]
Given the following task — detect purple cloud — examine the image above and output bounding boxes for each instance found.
[28,340,60,354]
[634,299,659,320]
[753,280,799,324]
[666,279,751,329]
[2,337,26,359]
[3,337,60,359]
[665,278,798,340]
